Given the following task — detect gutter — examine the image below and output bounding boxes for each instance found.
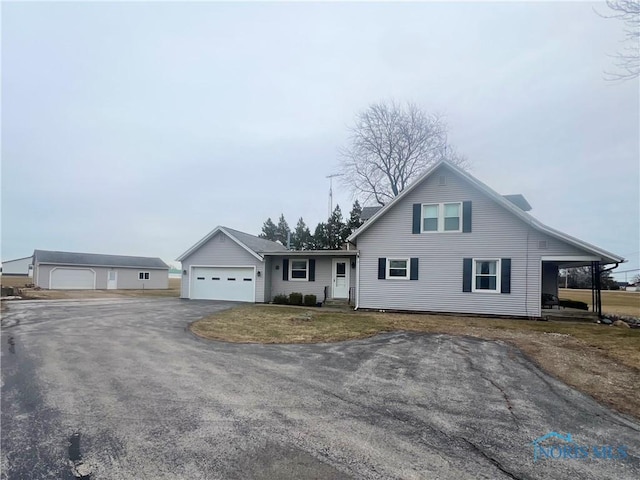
[601,262,620,274]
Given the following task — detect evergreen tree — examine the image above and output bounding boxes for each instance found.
[259,218,277,241]
[275,214,291,247]
[291,217,312,250]
[326,205,348,250]
[311,222,329,249]
[346,200,363,235]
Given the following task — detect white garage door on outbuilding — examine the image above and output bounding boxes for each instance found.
[190,266,255,301]
[50,268,96,289]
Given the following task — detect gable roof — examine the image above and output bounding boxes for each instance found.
[176,226,287,262]
[33,250,169,269]
[2,256,33,264]
[347,160,624,265]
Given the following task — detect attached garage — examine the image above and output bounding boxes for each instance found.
[177,226,289,302]
[50,268,95,289]
[190,266,255,301]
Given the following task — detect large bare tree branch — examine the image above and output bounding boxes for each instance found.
[340,101,468,206]
[597,0,640,81]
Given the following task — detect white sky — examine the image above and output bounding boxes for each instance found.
[2,1,639,277]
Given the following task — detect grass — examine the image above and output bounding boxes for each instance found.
[192,304,640,418]
[559,288,640,317]
[1,277,181,299]
[191,306,393,343]
[0,276,33,288]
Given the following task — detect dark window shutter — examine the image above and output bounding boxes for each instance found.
[412,204,421,234]
[309,259,315,282]
[283,259,289,281]
[410,258,419,280]
[463,258,472,292]
[462,201,472,233]
[378,258,386,279]
[501,258,511,294]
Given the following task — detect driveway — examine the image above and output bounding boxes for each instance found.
[1,298,639,480]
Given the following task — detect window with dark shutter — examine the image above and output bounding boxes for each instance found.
[410,258,419,280]
[283,259,289,281]
[412,204,421,234]
[462,201,472,233]
[378,258,386,279]
[462,258,472,292]
[309,259,316,282]
[501,259,511,294]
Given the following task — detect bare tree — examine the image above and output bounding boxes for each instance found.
[599,1,640,81]
[340,101,468,206]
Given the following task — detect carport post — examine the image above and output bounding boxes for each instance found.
[591,261,602,319]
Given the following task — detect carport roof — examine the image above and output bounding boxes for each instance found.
[33,250,169,269]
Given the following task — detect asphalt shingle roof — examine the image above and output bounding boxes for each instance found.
[33,250,169,269]
[222,227,288,253]
[361,206,382,221]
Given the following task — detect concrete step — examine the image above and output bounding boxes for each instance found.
[323,298,350,308]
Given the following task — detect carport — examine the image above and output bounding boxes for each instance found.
[541,255,619,317]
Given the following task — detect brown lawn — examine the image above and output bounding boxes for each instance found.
[192,304,640,419]
[559,288,640,317]
[1,277,181,299]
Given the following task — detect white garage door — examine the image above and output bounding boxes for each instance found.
[50,268,95,289]
[190,267,255,301]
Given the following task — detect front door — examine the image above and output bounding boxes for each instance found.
[332,258,349,299]
[107,270,117,290]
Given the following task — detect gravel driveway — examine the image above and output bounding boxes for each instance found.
[1,298,639,479]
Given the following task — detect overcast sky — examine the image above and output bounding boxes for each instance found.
[2,1,638,278]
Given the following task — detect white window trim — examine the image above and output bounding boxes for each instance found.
[471,258,501,293]
[421,202,462,233]
[289,259,309,281]
[138,271,150,280]
[386,258,410,280]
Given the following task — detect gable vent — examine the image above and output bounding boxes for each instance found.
[438,175,447,186]
[219,234,226,242]
[538,240,548,250]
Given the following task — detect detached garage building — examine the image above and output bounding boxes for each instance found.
[1,256,33,277]
[33,250,169,290]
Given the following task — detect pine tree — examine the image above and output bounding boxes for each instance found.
[275,214,291,247]
[291,218,312,250]
[311,222,329,249]
[346,200,363,235]
[326,205,347,250]
[259,218,277,241]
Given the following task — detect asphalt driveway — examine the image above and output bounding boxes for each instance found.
[1,298,639,480]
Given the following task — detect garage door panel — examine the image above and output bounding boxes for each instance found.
[191,267,255,301]
[50,268,95,290]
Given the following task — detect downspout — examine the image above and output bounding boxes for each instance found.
[354,251,360,310]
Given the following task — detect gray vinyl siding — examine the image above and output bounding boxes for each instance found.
[35,264,168,289]
[270,256,356,301]
[356,165,590,317]
[180,231,265,301]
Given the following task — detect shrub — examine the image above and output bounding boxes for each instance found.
[303,294,317,306]
[289,292,303,305]
[559,299,589,310]
[272,294,289,305]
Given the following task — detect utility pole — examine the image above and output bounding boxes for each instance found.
[326,173,343,218]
